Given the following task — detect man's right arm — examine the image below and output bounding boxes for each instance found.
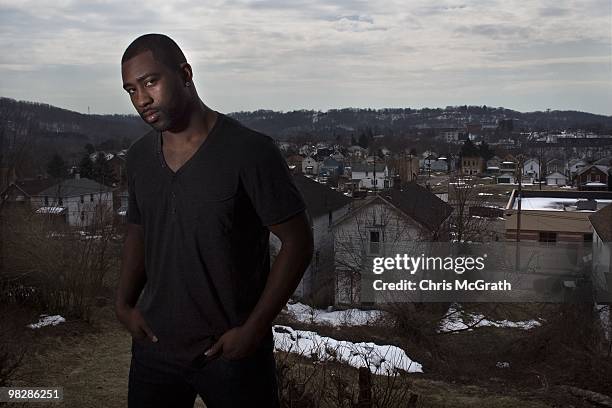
[115,223,158,343]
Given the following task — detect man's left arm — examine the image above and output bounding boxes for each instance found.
[205,211,313,359]
[206,211,313,359]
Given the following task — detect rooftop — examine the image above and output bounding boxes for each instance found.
[589,204,612,242]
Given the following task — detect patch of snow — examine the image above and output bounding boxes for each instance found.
[273,324,423,375]
[496,361,510,368]
[438,303,542,333]
[287,302,385,327]
[27,314,66,329]
[36,206,65,214]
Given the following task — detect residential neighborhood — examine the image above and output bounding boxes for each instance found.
[2,100,612,407]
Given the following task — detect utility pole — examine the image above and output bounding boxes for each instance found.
[514,155,524,274]
[515,155,524,242]
[372,155,377,194]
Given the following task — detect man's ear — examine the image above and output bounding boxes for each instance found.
[179,62,193,85]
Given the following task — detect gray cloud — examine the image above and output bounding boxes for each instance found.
[0,0,610,115]
[455,24,535,40]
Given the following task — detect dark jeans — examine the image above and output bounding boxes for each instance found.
[128,334,280,408]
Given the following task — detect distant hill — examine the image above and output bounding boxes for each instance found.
[1,96,611,176]
[232,107,612,139]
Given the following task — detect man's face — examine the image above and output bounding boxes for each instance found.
[121,50,188,131]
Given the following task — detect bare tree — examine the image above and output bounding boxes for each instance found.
[447,178,500,243]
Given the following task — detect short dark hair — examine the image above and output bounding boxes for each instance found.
[121,33,187,72]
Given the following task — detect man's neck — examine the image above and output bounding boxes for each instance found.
[163,101,217,146]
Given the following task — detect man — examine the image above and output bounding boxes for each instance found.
[115,33,313,408]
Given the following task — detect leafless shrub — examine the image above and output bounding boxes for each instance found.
[1,204,119,321]
[274,330,420,408]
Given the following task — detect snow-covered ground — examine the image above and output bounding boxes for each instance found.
[273,324,423,375]
[438,303,542,333]
[27,314,66,329]
[286,302,386,327]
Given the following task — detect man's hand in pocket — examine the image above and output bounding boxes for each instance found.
[115,305,158,343]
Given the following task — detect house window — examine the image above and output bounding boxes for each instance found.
[80,195,84,204]
[90,194,94,202]
[81,211,85,221]
[538,232,557,243]
[58,197,63,206]
[369,230,381,254]
[584,233,593,242]
[44,196,48,206]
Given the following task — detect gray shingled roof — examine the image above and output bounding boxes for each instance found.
[292,174,352,217]
[589,203,612,242]
[36,178,113,198]
[351,163,387,173]
[576,165,609,176]
[379,184,453,231]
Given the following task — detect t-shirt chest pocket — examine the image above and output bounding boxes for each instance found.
[187,175,239,235]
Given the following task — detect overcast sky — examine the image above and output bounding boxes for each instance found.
[1,0,610,115]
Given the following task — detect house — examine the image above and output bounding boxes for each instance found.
[496,174,516,184]
[589,204,612,305]
[302,156,321,175]
[331,184,453,305]
[1,176,56,210]
[486,156,502,175]
[546,158,565,175]
[504,190,612,243]
[523,158,540,181]
[32,174,114,227]
[442,130,461,144]
[429,159,449,173]
[270,174,353,306]
[347,145,368,159]
[574,165,610,191]
[546,171,568,186]
[460,156,484,176]
[496,158,517,183]
[568,159,588,177]
[594,157,612,167]
[286,155,304,173]
[351,163,393,190]
[319,157,344,177]
[391,154,420,184]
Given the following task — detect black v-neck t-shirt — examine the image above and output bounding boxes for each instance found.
[125,112,306,370]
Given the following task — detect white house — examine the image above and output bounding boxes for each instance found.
[546,171,568,186]
[351,163,393,190]
[32,175,114,227]
[523,158,540,181]
[589,204,612,339]
[270,174,353,306]
[331,184,453,305]
[302,156,321,175]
